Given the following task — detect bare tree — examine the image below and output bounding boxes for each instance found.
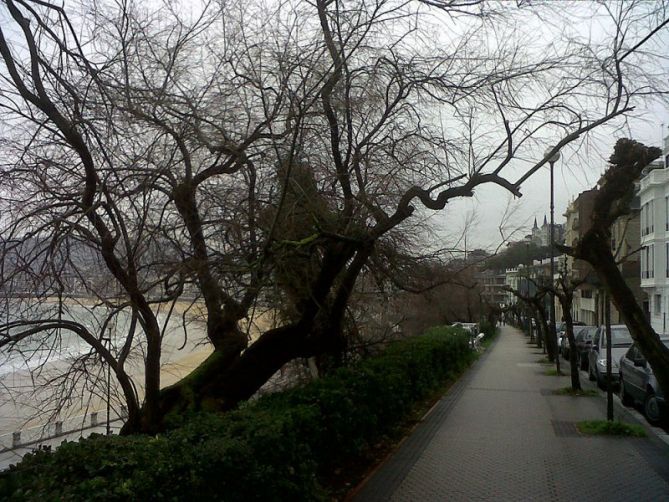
[504,283,552,353]
[559,138,669,401]
[0,0,667,433]
[553,264,586,390]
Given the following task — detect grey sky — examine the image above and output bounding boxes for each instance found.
[437,107,669,252]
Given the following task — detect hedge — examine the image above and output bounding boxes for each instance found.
[0,326,475,501]
[479,319,497,341]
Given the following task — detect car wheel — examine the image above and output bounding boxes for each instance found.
[620,376,633,406]
[596,368,604,389]
[644,391,662,426]
[589,364,595,381]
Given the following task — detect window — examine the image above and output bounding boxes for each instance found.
[581,289,592,299]
[666,242,669,277]
[642,201,656,235]
[650,244,655,278]
[655,294,662,315]
[666,196,669,231]
[643,245,655,278]
[642,203,648,235]
[650,200,655,233]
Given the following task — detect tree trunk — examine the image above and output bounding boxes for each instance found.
[536,304,555,361]
[559,292,581,390]
[580,233,669,402]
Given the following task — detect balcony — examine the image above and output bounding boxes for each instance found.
[579,297,595,312]
[639,164,669,191]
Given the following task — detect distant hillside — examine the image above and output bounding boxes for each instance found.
[483,242,550,271]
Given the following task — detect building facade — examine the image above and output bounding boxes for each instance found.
[639,142,669,334]
[531,215,564,247]
[563,189,599,325]
[479,269,507,307]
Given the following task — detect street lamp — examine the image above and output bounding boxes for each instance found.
[102,327,112,436]
[545,148,560,365]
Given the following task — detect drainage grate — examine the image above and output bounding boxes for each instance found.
[551,420,581,437]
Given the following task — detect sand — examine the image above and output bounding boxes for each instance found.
[0,299,280,447]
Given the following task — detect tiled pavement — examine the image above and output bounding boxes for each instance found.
[353,326,669,501]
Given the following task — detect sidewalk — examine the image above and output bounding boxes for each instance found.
[352,326,669,501]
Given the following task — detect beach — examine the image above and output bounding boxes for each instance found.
[0,300,279,447]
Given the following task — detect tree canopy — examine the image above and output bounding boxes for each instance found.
[0,0,667,433]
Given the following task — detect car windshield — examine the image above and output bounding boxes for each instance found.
[576,327,594,340]
[601,327,632,348]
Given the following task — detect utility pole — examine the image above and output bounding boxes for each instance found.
[103,327,112,435]
[605,293,613,421]
[546,148,560,373]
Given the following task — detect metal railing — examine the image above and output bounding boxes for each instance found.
[0,407,127,453]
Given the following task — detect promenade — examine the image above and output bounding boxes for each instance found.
[353,325,669,501]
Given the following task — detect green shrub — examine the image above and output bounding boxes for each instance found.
[479,319,497,340]
[0,327,474,501]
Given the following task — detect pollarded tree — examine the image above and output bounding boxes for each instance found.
[559,139,669,402]
[0,0,668,433]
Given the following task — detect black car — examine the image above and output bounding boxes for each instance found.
[619,339,669,426]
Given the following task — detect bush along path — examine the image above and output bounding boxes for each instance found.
[0,326,477,501]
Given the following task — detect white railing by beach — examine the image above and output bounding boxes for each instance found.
[0,407,127,453]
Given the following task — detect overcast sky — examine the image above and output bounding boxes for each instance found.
[427,0,669,254]
[431,104,669,255]
[434,106,669,252]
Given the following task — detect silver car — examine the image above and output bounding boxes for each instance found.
[588,325,633,388]
[619,339,669,425]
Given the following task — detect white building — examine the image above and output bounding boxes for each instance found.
[505,267,521,307]
[638,133,669,335]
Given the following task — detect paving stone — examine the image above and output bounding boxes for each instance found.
[353,326,669,501]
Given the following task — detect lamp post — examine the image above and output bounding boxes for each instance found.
[102,327,112,435]
[545,148,560,366]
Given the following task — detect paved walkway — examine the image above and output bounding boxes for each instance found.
[353,326,669,501]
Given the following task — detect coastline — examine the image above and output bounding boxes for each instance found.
[0,299,279,439]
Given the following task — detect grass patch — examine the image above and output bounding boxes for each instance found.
[553,387,597,397]
[544,368,562,376]
[537,357,550,364]
[577,420,646,437]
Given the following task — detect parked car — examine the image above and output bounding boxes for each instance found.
[574,326,597,370]
[453,322,478,336]
[558,322,585,359]
[619,338,669,425]
[588,325,633,388]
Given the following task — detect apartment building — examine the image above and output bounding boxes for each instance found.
[479,269,507,306]
[560,180,643,326]
[563,189,599,324]
[638,135,669,334]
